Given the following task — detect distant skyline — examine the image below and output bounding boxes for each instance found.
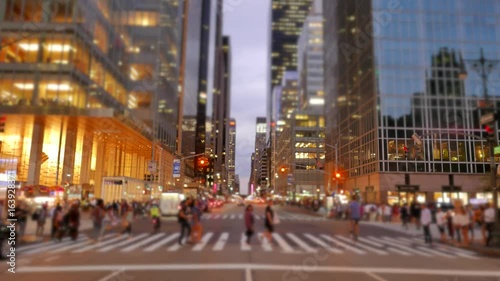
[223,0,270,194]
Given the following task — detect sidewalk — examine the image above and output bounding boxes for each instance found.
[365,221,500,257]
[21,212,94,243]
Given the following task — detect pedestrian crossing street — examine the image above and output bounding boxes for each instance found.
[161,213,326,222]
[18,232,478,259]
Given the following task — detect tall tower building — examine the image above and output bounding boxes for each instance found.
[212,35,231,194]
[268,0,313,136]
[323,0,500,205]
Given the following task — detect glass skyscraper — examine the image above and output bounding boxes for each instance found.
[268,0,312,135]
[324,0,500,205]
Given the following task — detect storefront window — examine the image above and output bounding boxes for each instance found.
[0,38,39,63]
[434,192,468,206]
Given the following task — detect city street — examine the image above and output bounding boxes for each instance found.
[1,204,499,281]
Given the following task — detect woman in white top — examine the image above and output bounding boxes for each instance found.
[453,206,470,246]
[435,207,447,243]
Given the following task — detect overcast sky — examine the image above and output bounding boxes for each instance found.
[223,0,270,194]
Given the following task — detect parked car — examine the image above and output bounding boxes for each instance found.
[0,221,13,260]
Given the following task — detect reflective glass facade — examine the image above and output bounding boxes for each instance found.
[324,0,500,200]
[0,0,183,201]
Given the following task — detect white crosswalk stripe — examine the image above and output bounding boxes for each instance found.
[320,234,366,255]
[239,214,243,219]
[287,233,317,253]
[23,237,87,255]
[259,232,273,251]
[193,232,214,251]
[213,232,229,251]
[18,237,73,253]
[272,233,295,253]
[241,233,251,251]
[72,235,128,253]
[144,233,180,252]
[304,234,343,254]
[16,232,478,259]
[97,233,149,253]
[378,236,432,257]
[335,235,388,255]
[230,215,236,219]
[121,233,165,252]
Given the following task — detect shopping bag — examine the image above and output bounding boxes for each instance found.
[273,213,280,224]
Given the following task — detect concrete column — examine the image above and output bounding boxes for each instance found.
[26,117,45,185]
[61,126,77,185]
[79,131,94,184]
[93,141,106,198]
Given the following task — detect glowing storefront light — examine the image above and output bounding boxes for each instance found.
[309,98,324,105]
[19,43,39,51]
[14,83,34,90]
[46,84,72,91]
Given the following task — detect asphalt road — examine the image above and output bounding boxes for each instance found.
[1,204,499,281]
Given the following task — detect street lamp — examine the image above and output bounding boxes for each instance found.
[461,48,500,237]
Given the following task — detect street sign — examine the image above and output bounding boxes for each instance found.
[480,113,495,125]
[442,185,462,192]
[287,173,294,185]
[147,161,156,173]
[173,159,181,178]
[396,185,419,192]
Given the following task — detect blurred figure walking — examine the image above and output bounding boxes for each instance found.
[244,205,255,244]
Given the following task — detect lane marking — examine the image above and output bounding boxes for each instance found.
[44,256,60,262]
[336,236,388,255]
[192,232,214,251]
[357,237,384,248]
[241,233,251,251]
[304,233,343,254]
[366,272,389,281]
[97,233,149,253]
[287,233,316,253]
[320,235,366,255]
[408,238,478,259]
[245,268,253,281]
[230,215,236,219]
[16,264,500,277]
[97,269,125,281]
[239,214,243,219]
[73,235,127,254]
[222,215,228,219]
[144,233,180,252]
[213,232,229,251]
[271,233,295,253]
[121,233,165,252]
[214,215,221,219]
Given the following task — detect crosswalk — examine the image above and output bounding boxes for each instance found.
[161,213,326,222]
[18,232,478,259]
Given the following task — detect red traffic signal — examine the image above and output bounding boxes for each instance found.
[335,173,341,178]
[485,125,495,135]
[197,156,209,167]
[279,166,287,173]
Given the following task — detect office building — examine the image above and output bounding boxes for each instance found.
[268,0,313,137]
[0,0,183,203]
[323,0,500,205]
[297,0,324,113]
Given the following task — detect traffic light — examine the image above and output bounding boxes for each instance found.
[279,166,287,174]
[335,172,341,179]
[197,156,209,168]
